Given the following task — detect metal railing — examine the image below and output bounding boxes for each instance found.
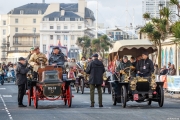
[13,41,40,46]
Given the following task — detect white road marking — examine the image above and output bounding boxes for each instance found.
[3,95,12,97]
[0,88,6,90]
[0,94,13,120]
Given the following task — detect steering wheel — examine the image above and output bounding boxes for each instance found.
[36,57,47,65]
[122,66,135,75]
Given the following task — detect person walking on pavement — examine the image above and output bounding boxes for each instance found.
[86,54,105,107]
[15,57,30,107]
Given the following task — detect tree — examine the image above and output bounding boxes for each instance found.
[76,36,91,58]
[141,8,171,68]
[91,35,112,59]
[170,0,180,17]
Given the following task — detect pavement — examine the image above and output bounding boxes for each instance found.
[0,82,180,120]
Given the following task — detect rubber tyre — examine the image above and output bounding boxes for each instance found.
[28,89,31,106]
[111,84,117,105]
[80,78,84,94]
[33,86,38,109]
[121,85,127,108]
[67,86,72,108]
[158,85,164,107]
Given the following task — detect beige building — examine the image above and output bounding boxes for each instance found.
[0,0,95,62]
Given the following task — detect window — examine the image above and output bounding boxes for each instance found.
[15,28,18,32]
[50,35,53,40]
[15,19,18,23]
[33,28,36,32]
[65,18,70,21]
[3,38,6,43]
[64,26,68,29]
[3,29,6,35]
[33,19,36,23]
[43,44,46,53]
[71,35,75,40]
[44,18,49,21]
[15,38,18,44]
[78,26,82,29]
[50,26,54,29]
[38,10,42,14]
[75,18,80,21]
[64,35,68,40]
[54,18,59,21]
[57,35,60,40]
[15,47,18,51]
[57,26,61,30]
[20,10,24,14]
[3,21,6,25]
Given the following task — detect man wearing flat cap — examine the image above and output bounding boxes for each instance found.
[48,46,65,66]
[86,53,105,107]
[16,57,30,107]
[28,47,48,79]
[136,51,154,77]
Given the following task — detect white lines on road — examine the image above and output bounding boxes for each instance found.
[0,94,13,120]
[2,95,12,97]
[0,88,6,90]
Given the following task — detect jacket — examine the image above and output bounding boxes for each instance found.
[116,61,132,72]
[15,62,29,85]
[136,58,154,77]
[86,59,105,85]
[48,52,65,66]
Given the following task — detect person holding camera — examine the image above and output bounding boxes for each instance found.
[15,57,30,107]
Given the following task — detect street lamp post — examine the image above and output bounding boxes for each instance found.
[159,1,163,19]
[33,28,36,48]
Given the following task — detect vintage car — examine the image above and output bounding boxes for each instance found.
[108,40,164,108]
[27,57,74,109]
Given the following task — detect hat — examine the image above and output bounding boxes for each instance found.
[92,54,98,58]
[30,47,34,51]
[18,57,26,61]
[142,51,149,56]
[34,47,39,50]
[123,56,128,60]
[53,46,60,50]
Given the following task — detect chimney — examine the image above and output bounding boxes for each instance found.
[61,9,65,16]
[42,0,45,3]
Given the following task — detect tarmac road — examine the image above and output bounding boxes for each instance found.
[0,82,180,120]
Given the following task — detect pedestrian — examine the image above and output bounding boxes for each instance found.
[86,54,105,107]
[136,51,154,77]
[16,57,30,107]
[168,64,176,76]
[154,64,159,75]
[159,65,167,76]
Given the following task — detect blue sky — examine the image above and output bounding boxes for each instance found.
[0,0,143,27]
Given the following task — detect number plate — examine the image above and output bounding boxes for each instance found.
[133,94,138,100]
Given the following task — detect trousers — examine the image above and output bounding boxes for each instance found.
[90,84,102,105]
[18,84,25,105]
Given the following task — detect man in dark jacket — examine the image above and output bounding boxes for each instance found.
[49,47,65,66]
[86,54,105,107]
[15,57,29,107]
[136,51,154,77]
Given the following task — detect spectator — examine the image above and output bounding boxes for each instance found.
[168,62,171,69]
[154,64,159,75]
[130,56,136,67]
[168,64,176,76]
[160,65,168,75]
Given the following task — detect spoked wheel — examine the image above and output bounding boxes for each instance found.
[80,78,84,94]
[147,100,152,105]
[111,83,117,105]
[66,85,72,108]
[27,89,32,106]
[121,85,127,108]
[158,85,164,107]
[33,86,38,109]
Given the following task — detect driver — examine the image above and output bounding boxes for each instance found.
[48,47,65,66]
[28,47,48,79]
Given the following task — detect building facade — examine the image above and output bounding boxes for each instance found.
[142,0,177,24]
[0,0,95,62]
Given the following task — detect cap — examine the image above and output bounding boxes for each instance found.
[30,47,34,51]
[53,46,60,50]
[34,47,39,50]
[18,57,26,61]
[92,54,98,58]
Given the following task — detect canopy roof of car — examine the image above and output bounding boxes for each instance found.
[108,40,157,61]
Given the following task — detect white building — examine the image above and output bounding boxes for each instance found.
[40,1,95,58]
[142,0,177,24]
